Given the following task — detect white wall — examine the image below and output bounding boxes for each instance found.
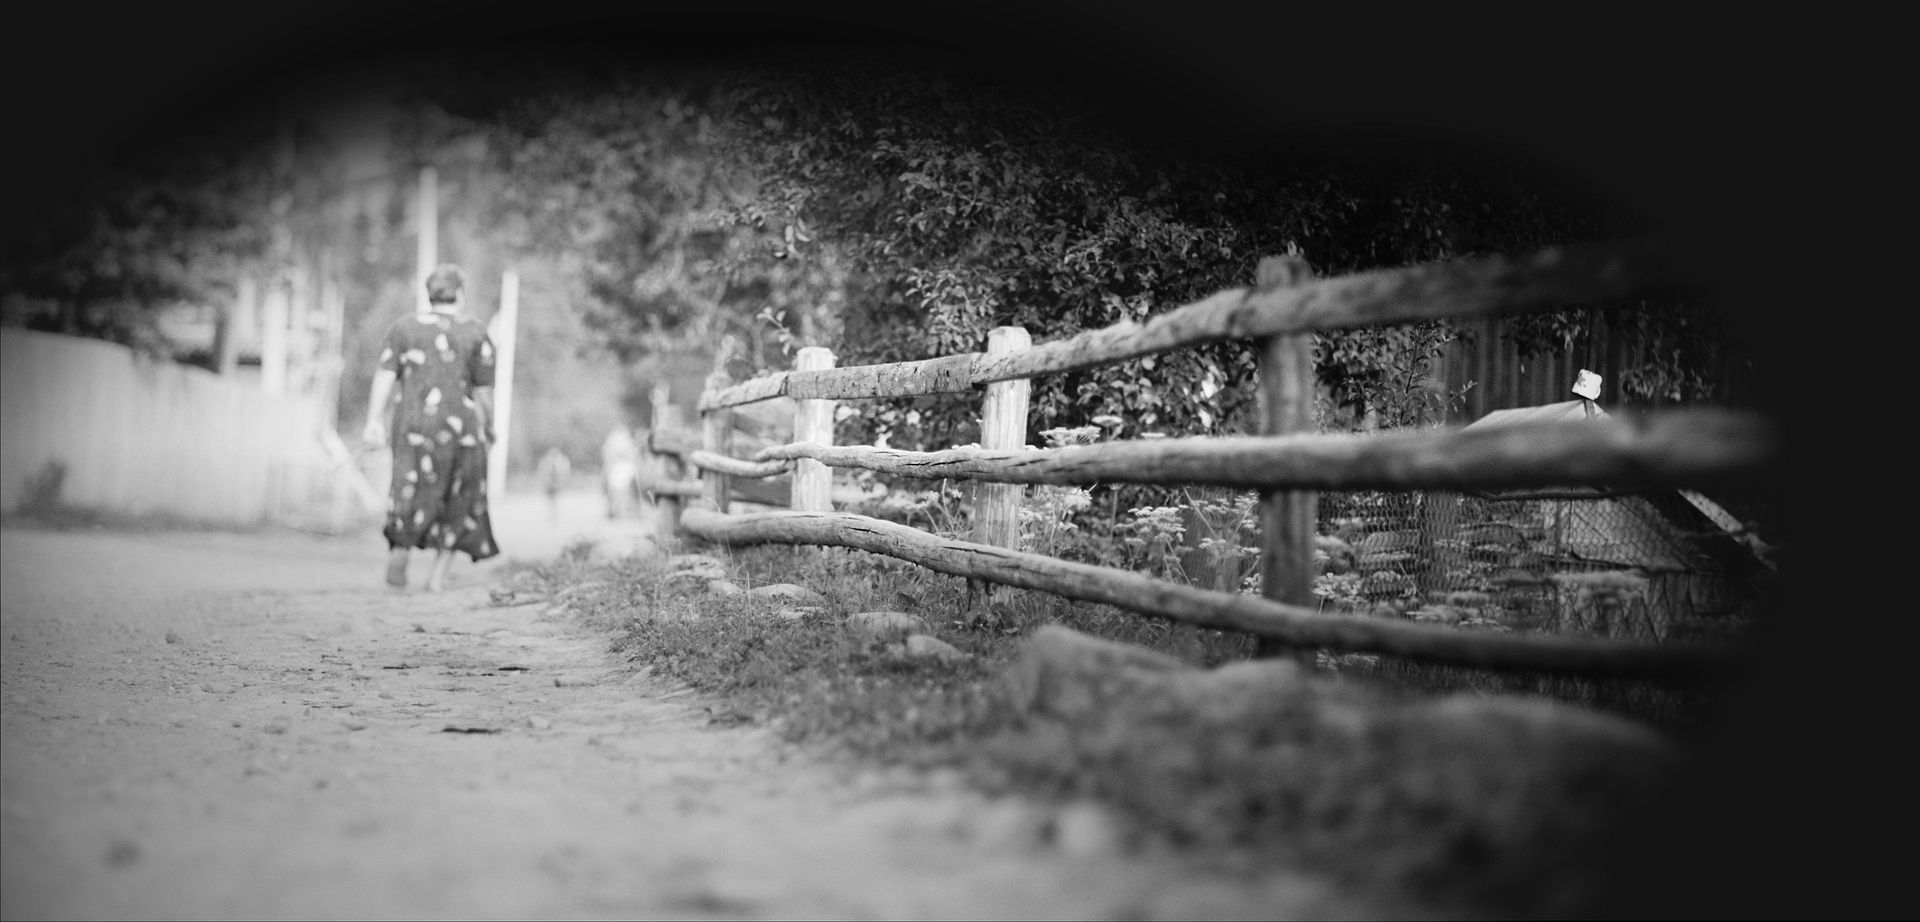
[1,328,362,527]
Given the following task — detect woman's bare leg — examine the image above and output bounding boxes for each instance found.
[424,549,456,592]
[385,547,409,589]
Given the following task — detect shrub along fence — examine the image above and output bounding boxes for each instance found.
[647,235,1778,682]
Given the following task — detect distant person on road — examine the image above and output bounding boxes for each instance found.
[361,264,500,591]
[535,446,571,522]
[601,425,639,519]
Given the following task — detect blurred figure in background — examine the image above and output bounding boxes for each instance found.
[601,425,639,519]
[631,421,658,512]
[534,446,571,523]
[362,264,500,592]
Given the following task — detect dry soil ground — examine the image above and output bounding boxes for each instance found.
[0,491,1393,920]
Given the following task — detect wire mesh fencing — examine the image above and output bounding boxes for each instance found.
[1309,487,1773,644]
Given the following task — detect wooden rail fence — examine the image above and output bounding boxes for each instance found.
[646,235,1775,681]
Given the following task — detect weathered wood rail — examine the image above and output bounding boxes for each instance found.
[680,507,1733,681]
[697,235,1690,412]
[647,234,1769,679]
[748,409,1776,492]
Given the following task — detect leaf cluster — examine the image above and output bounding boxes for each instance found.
[1,116,278,354]
[473,52,1732,437]
[703,55,1663,446]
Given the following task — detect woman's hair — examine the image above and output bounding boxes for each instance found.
[424,264,466,305]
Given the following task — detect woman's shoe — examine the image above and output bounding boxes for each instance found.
[385,554,408,588]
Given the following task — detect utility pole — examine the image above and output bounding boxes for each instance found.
[415,165,437,312]
[215,276,253,376]
[318,257,346,428]
[288,258,313,397]
[261,109,298,395]
[487,268,519,506]
[260,286,288,394]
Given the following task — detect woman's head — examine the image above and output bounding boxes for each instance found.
[424,264,467,308]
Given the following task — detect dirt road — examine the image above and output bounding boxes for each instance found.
[0,491,1385,920]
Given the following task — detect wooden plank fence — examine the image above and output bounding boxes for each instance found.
[0,326,382,530]
[0,327,383,530]
[645,234,1773,681]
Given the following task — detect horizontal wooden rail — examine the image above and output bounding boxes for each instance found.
[702,373,788,410]
[970,234,1685,385]
[648,479,706,498]
[687,449,791,479]
[701,353,983,411]
[649,427,703,456]
[751,408,1777,492]
[649,476,794,506]
[699,235,1688,411]
[790,352,979,401]
[681,508,1739,681]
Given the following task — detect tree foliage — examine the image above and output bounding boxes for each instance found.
[457,51,1742,446]
[705,54,1675,447]
[2,48,1742,431]
[0,116,277,357]
[461,66,841,375]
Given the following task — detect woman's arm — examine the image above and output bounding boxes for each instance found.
[469,326,498,444]
[363,368,397,445]
[473,386,496,444]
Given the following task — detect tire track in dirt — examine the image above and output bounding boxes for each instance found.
[1,512,1400,920]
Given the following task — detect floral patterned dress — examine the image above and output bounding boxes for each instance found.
[378,311,499,560]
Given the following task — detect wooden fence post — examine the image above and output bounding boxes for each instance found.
[791,346,836,512]
[702,374,734,516]
[701,336,743,514]
[974,327,1032,604]
[1253,256,1319,662]
[642,382,666,520]
[654,402,687,532]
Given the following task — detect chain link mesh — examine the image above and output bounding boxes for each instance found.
[1309,487,1772,643]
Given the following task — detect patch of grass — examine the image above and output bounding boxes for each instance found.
[527,542,1254,761]
[538,540,1699,918]
[1335,656,1741,738]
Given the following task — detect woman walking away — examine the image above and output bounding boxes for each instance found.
[361,264,501,591]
